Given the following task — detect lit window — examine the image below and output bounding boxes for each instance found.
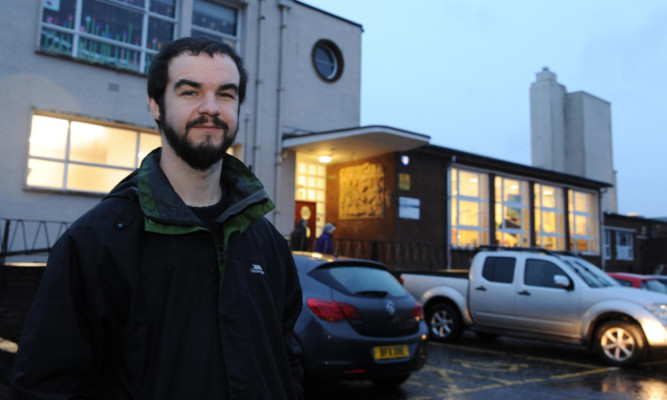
[312,40,344,82]
[568,190,598,254]
[295,155,327,236]
[534,184,565,250]
[26,114,160,193]
[494,176,529,247]
[450,168,489,248]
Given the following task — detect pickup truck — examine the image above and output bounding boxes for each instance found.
[400,247,667,367]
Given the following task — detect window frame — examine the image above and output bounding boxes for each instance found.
[449,166,489,249]
[311,39,344,82]
[25,111,160,195]
[534,183,565,251]
[494,175,530,248]
[568,189,599,255]
[615,230,634,261]
[37,0,243,74]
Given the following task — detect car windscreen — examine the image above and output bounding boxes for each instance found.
[562,256,619,288]
[309,265,407,298]
[644,280,667,293]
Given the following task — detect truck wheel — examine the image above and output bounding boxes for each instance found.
[594,320,645,367]
[426,302,462,342]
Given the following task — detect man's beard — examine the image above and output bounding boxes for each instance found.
[161,111,238,171]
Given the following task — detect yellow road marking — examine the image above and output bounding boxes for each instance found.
[414,342,619,395]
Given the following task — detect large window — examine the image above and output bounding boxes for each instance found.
[568,190,598,253]
[534,184,565,250]
[494,176,530,247]
[27,113,160,193]
[39,0,240,74]
[450,168,489,248]
[295,155,327,236]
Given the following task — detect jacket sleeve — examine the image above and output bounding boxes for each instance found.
[12,232,104,399]
[282,249,305,399]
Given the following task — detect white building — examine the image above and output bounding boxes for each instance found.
[0,0,427,237]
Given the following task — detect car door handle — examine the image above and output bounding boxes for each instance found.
[518,290,531,296]
[475,286,487,291]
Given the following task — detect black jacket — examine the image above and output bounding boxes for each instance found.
[12,149,303,399]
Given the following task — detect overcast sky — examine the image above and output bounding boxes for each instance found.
[303,0,667,218]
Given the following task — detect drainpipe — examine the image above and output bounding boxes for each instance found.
[599,188,606,270]
[252,0,266,170]
[273,2,289,227]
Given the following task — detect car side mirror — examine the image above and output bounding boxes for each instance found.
[554,274,572,290]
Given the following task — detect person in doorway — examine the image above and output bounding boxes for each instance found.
[314,222,336,254]
[290,219,309,251]
[12,37,303,399]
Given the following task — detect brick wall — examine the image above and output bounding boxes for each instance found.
[0,265,45,343]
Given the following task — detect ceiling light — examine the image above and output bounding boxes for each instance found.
[318,155,332,163]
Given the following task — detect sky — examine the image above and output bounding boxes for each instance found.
[303,0,667,218]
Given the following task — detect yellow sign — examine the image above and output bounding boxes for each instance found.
[399,173,410,190]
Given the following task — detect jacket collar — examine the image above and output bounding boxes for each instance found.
[134,148,275,236]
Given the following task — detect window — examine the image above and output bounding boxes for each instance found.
[295,155,327,236]
[534,184,565,250]
[603,229,612,260]
[191,0,240,48]
[27,113,160,193]
[568,190,598,253]
[39,0,241,74]
[312,40,344,82]
[615,231,634,261]
[40,0,177,74]
[524,259,566,288]
[482,257,515,284]
[494,176,530,247]
[450,168,489,248]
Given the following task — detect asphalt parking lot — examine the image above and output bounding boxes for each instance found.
[305,332,667,400]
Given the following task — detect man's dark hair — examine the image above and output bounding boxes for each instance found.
[147,37,248,123]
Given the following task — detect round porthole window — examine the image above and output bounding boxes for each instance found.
[312,40,343,82]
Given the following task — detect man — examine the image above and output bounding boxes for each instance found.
[12,37,303,399]
[289,219,308,251]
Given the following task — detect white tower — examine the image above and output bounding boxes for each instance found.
[530,67,618,213]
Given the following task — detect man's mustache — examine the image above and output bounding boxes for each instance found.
[185,115,229,133]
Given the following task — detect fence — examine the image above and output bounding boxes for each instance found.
[0,218,70,262]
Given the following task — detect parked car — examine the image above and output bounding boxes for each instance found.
[399,246,667,367]
[292,252,428,386]
[649,275,667,287]
[608,272,667,293]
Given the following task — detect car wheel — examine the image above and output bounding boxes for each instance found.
[594,320,645,367]
[371,373,410,387]
[426,302,462,342]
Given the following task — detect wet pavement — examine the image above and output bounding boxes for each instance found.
[305,332,667,399]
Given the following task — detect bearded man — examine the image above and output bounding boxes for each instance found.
[12,37,304,400]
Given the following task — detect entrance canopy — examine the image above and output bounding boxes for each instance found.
[282,125,430,163]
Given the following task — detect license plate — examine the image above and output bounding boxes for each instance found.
[373,344,409,360]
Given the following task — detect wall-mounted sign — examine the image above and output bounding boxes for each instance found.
[399,197,420,220]
[398,173,410,191]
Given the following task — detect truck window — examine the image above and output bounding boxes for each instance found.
[482,257,515,283]
[524,259,566,288]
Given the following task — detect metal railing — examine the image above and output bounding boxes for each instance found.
[1,218,70,261]
[332,238,450,271]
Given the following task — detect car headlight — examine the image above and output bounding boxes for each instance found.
[646,303,667,319]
